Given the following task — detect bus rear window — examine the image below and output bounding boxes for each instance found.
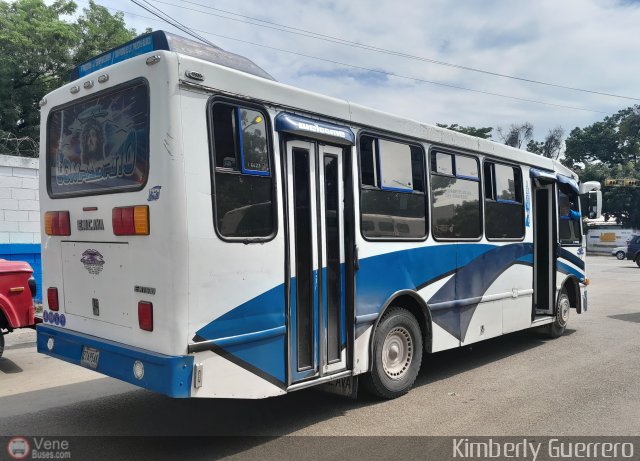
[47,79,149,197]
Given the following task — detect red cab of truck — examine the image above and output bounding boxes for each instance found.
[0,259,37,357]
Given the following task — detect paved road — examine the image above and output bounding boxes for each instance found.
[1,256,639,458]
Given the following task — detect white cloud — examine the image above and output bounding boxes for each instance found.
[97,0,640,141]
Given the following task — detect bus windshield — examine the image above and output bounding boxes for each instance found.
[46,79,149,197]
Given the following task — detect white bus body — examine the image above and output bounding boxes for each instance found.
[37,31,598,399]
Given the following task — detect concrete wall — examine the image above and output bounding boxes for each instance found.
[0,155,42,301]
[0,155,40,244]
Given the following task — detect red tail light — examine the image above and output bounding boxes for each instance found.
[44,211,71,236]
[113,206,149,235]
[47,287,59,311]
[138,301,153,331]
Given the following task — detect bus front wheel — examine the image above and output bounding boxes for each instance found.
[363,307,423,399]
[546,290,570,338]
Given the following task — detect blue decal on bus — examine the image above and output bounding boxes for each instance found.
[77,35,154,78]
[195,243,537,383]
[194,284,286,384]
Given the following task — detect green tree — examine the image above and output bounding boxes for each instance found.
[0,0,77,147]
[564,106,640,168]
[496,123,533,149]
[437,123,493,139]
[74,1,137,65]
[0,0,138,155]
[526,126,564,159]
[578,162,640,228]
[564,107,640,227]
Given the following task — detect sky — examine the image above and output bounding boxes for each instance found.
[79,0,640,143]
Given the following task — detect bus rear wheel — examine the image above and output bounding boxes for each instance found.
[546,289,570,338]
[363,307,423,399]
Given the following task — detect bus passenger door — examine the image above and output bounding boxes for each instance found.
[533,182,556,316]
[285,140,348,384]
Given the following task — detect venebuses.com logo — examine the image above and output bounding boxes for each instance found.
[6,436,71,459]
[6,437,30,460]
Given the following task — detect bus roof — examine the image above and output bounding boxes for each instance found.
[69,30,275,82]
[69,30,577,180]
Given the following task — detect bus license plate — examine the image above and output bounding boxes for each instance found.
[80,346,100,369]
[319,376,358,399]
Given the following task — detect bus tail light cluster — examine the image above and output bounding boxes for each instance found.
[112,206,149,235]
[44,211,71,236]
[138,301,153,331]
[47,287,59,311]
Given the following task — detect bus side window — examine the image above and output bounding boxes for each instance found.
[209,101,275,239]
[558,188,581,245]
[484,162,525,240]
[359,134,427,239]
[431,152,482,239]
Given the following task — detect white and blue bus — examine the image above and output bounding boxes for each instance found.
[37,31,602,399]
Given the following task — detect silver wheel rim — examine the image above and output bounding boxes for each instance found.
[558,296,570,326]
[382,326,413,380]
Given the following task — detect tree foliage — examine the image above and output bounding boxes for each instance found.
[564,106,640,168]
[436,123,493,139]
[74,1,136,65]
[577,162,640,228]
[564,105,640,228]
[526,126,564,159]
[496,123,534,149]
[0,0,138,154]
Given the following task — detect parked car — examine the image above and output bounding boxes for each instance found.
[626,235,640,267]
[0,259,38,357]
[611,246,627,260]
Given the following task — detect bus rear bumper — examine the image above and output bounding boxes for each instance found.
[36,324,194,398]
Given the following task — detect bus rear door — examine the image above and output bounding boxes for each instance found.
[285,139,350,383]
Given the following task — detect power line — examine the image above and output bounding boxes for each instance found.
[82,1,610,114]
[131,0,216,47]
[119,2,610,114]
[146,0,640,102]
[195,32,612,114]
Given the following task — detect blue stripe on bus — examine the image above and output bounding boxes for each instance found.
[354,243,494,318]
[516,253,533,264]
[558,247,585,270]
[426,243,533,341]
[194,284,286,384]
[556,260,584,279]
[194,242,536,383]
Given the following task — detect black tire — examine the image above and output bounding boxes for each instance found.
[616,251,625,260]
[362,307,423,399]
[636,256,640,268]
[546,290,570,338]
[0,332,4,359]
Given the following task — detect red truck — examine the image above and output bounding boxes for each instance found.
[0,259,38,357]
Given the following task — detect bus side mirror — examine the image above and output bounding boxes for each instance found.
[579,181,602,219]
[587,190,602,219]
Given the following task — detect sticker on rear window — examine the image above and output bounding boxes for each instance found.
[47,79,149,197]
